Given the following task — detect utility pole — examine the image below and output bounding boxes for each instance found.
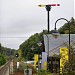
[46,5,51,33]
[38,4,60,71]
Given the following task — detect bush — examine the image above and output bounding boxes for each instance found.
[33,70,52,75]
[62,50,75,75]
[0,54,6,66]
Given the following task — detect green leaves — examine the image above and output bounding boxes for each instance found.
[20,32,44,60]
[0,54,6,66]
[62,48,75,75]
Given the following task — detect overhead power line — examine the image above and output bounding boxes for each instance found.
[0,37,29,38]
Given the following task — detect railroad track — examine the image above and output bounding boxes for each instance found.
[0,60,11,75]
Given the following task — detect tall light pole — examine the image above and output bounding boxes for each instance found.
[37,41,42,70]
[52,18,70,62]
[38,4,60,70]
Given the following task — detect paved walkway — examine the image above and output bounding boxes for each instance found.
[5,67,9,75]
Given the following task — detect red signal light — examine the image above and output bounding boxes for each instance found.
[48,4,60,6]
[57,4,60,6]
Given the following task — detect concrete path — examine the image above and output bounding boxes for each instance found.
[4,67,9,75]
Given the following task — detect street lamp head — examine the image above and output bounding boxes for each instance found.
[37,41,42,47]
[31,46,34,51]
[52,18,70,62]
[15,53,19,57]
[52,30,60,38]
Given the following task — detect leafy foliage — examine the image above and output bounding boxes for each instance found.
[0,43,15,63]
[62,61,75,75]
[19,31,46,60]
[0,43,15,56]
[33,70,52,75]
[62,45,75,75]
[0,54,6,66]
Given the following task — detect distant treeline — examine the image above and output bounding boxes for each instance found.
[0,43,15,56]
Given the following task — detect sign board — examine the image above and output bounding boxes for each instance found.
[60,47,68,74]
[17,62,19,69]
[34,54,38,68]
[41,52,47,70]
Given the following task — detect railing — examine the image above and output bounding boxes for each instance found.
[0,61,11,75]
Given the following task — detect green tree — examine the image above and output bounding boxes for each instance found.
[0,54,6,66]
[0,43,2,54]
[19,31,46,60]
[62,44,75,75]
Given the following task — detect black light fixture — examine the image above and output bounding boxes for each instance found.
[52,30,60,38]
[15,53,19,57]
[38,4,60,71]
[31,46,35,51]
[37,41,42,47]
[52,18,70,62]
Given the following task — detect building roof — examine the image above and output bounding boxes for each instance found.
[43,34,75,56]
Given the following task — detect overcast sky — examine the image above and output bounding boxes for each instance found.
[0,0,75,49]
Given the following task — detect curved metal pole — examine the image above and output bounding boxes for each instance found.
[55,18,69,30]
[55,18,70,62]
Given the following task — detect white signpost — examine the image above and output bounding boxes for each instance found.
[41,52,47,70]
[17,62,19,69]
